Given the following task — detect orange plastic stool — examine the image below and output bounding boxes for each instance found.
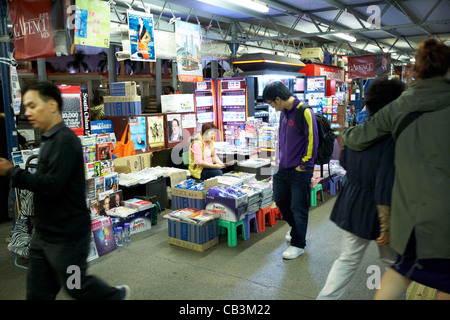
[257,206,274,232]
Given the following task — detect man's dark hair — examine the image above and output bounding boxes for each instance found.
[21,82,63,113]
[365,77,405,115]
[262,81,292,103]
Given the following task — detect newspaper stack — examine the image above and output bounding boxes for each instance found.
[223,171,257,184]
[241,180,273,209]
[239,185,261,214]
[163,208,220,225]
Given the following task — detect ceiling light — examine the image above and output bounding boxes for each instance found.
[198,0,269,13]
[334,33,357,42]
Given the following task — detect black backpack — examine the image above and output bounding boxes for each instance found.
[295,102,336,166]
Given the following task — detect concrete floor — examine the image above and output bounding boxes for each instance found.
[0,193,386,301]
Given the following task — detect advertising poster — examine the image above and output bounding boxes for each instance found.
[167,114,182,143]
[10,66,21,115]
[147,116,165,148]
[9,0,55,60]
[58,85,90,136]
[175,20,203,82]
[74,0,110,48]
[128,116,147,151]
[348,55,375,79]
[127,10,156,62]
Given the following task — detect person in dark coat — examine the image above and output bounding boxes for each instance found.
[317,77,405,300]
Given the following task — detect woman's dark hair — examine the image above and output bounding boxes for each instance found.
[93,87,108,106]
[413,38,450,80]
[21,82,63,113]
[365,77,405,115]
[201,122,217,135]
[262,81,292,103]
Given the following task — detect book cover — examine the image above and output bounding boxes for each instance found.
[104,173,119,192]
[92,219,117,256]
[97,143,112,161]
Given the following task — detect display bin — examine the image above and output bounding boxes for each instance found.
[167,219,219,252]
[121,176,169,209]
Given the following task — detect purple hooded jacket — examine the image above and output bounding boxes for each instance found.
[278,99,318,170]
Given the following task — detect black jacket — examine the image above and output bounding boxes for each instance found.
[330,136,395,240]
[9,122,91,242]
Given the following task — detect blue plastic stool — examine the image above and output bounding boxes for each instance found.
[329,176,341,196]
[219,219,246,246]
[243,212,258,239]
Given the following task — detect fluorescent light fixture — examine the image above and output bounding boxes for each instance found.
[198,0,269,13]
[334,33,357,42]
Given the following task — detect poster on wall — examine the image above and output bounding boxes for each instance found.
[128,117,147,152]
[74,0,110,48]
[147,116,165,148]
[167,114,182,143]
[10,66,21,115]
[127,10,156,62]
[175,20,203,82]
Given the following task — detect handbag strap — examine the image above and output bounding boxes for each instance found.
[395,112,423,139]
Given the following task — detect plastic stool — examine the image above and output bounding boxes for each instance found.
[219,219,246,247]
[243,212,258,239]
[272,206,282,220]
[329,176,341,196]
[256,206,273,232]
[310,184,324,206]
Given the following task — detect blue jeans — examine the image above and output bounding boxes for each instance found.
[200,168,223,180]
[273,168,313,249]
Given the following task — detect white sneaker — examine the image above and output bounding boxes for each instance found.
[116,285,131,300]
[286,229,292,242]
[282,246,305,260]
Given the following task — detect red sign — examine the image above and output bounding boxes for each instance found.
[348,55,375,79]
[10,0,56,60]
[301,63,345,82]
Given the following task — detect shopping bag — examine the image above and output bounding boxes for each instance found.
[113,124,135,158]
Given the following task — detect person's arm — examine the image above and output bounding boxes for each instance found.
[9,136,79,196]
[191,142,220,169]
[296,108,317,171]
[342,104,393,151]
[374,138,395,245]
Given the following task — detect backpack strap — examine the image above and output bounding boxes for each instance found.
[395,112,423,139]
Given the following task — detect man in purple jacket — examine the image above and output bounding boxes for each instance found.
[263,81,318,259]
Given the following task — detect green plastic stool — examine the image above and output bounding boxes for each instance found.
[219,219,246,247]
[311,184,324,206]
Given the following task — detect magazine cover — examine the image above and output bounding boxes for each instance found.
[87,232,99,262]
[129,116,147,151]
[104,172,119,192]
[92,217,117,256]
[95,176,105,197]
[97,143,112,161]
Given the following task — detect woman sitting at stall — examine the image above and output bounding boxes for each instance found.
[189,123,225,180]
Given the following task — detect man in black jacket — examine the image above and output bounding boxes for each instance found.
[0,82,129,300]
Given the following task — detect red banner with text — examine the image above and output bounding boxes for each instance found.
[10,0,56,60]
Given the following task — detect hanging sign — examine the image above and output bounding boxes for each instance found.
[9,0,55,60]
[175,21,203,82]
[348,54,391,79]
[74,0,110,48]
[127,10,156,62]
[10,66,21,116]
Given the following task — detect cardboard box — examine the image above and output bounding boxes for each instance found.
[205,194,248,222]
[167,219,219,252]
[301,47,324,62]
[161,94,195,113]
[113,153,152,174]
[110,81,137,96]
[171,177,218,203]
[115,208,153,235]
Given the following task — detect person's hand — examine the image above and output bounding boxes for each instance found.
[376,232,390,246]
[215,163,226,169]
[295,165,305,172]
[0,158,13,176]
